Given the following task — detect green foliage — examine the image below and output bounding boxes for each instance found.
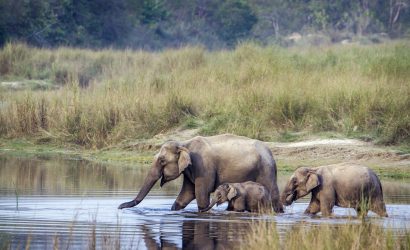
[138,0,168,25]
[1,0,409,49]
[213,0,257,45]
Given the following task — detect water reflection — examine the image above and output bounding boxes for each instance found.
[0,155,181,196]
[140,219,254,250]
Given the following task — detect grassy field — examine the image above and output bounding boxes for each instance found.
[0,42,409,148]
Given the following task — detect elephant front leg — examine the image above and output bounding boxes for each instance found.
[233,198,246,212]
[172,177,195,211]
[304,196,320,215]
[227,202,235,211]
[194,178,213,211]
[318,189,335,217]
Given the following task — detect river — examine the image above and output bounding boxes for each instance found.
[0,155,409,249]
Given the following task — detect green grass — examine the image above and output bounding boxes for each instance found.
[0,42,409,148]
[0,138,155,167]
[0,232,11,250]
[277,163,410,180]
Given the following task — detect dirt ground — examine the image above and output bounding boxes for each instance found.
[267,139,410,169]
[123,128,410,169]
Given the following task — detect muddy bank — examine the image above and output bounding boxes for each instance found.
[1,131,409,175]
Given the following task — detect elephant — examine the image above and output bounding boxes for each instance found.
[201,182,271,213]
[118,134,283,212]
[281,163,388,217]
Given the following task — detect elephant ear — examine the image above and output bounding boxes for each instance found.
[306,171,320,192]
[177,146,191,174]
[227,185,238,200]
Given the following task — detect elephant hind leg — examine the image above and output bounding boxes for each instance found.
[355,207,368,218]
[371,199,388,217]
[319,197,335,217]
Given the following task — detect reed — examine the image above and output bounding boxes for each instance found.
[243,220,410,250]
[0,42,408,148]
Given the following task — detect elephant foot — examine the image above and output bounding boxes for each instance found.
[273,203,284,213]
[118,200,137,209]
[171,202,185,211]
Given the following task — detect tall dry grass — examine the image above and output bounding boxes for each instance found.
[0,42,409,148]
[243,220,410,250]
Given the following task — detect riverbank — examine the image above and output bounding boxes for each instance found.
[1,130,409,178]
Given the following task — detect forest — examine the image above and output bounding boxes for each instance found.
[1,0,409,49]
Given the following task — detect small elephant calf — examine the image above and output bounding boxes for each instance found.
[281,163,388,217]
[201,181,271,213]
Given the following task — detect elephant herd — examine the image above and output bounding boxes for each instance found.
[119,134,388,217]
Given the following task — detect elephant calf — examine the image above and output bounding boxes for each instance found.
[281,163,388,217]
[201,182,271,213]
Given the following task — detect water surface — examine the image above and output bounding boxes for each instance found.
[0,155,409,249]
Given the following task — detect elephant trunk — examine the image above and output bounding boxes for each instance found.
[118,160,162,209]
[135,173,160,203]
[200,199,218,212]
[281,186,296,206]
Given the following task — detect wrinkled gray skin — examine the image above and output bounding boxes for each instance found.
[118,134,283,212]
[201,182,271,213]
[281,163,388,217]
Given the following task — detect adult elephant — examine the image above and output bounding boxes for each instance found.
[118,134,283,212]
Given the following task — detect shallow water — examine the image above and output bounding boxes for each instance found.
[0,155,409,249]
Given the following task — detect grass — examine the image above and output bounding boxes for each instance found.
[1,218,408,249]
[0,138,155,166]
[0,42,409,149]
[284,165,410,180]
[243,220,410,250]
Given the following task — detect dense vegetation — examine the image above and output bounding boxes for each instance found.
[0,42,409,148]
[1,0,409,49]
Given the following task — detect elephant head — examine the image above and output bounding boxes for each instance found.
[200,184,237,212]
[281,167,321,206]
[118,141,191,209]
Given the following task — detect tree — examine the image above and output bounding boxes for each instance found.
[138,0,168,25]
[213,0,257,45]
[388,0,409,35]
